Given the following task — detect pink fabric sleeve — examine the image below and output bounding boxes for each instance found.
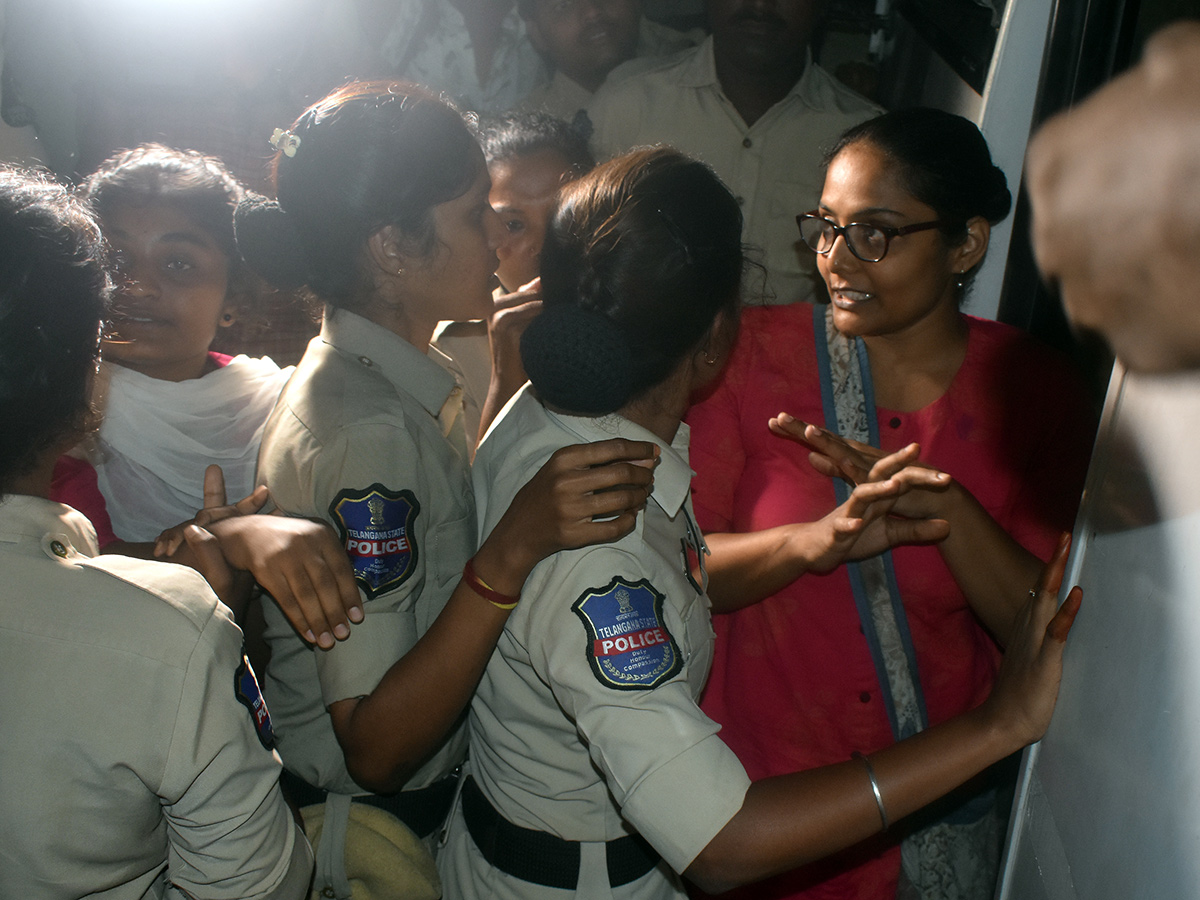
[686,350,751,535]
[50,455,118,548]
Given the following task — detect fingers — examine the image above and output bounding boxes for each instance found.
[798,420,878,458]
[273,559,346,651]
[1047,585,1083,642]
[493,277,541,310]
[192,486,270,529]
[154,525,186,558]
[181,524,234,606]
[258,522,364,651]
[866,443,921,481]
[807,452,843,479]
[1035,532,1073,596]
[493,297,543,323]
[574,508,643,544]
[883,516,951,546]
[1034,533,1080,643]
[768,412,809,442]
[202,465,229,509]
[316,534,365,627]
[232,485,271,517]
[551,438,660,469]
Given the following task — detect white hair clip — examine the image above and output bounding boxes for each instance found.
[270,127,301,158]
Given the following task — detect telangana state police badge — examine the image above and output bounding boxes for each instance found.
[329,484,420,599]
[572,576,682,691]
[235,651,275,749]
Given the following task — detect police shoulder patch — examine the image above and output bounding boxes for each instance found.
[234,651,275,749]
[329,484,421,600]
[571,576,682,691]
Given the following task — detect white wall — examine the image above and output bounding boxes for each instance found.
[967,0,1056,319]
[0,4,49,168]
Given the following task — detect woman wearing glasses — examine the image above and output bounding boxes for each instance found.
[687,109,1096,900]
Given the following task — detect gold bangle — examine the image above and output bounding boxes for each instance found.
[852,752,889,832]
[462,557,520,610]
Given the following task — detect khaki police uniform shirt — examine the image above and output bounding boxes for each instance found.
[440,388,751,899]
[0,494,309,900]
[256,309,474,796]
[587,39,879,305]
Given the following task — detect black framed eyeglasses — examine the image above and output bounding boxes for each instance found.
[795,212,944,263]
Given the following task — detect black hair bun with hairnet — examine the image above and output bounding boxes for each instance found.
[520,304,634,415]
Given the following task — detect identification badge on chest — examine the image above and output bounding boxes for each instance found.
[572,577,683,691]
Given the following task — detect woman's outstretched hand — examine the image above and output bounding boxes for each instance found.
[770,412,953,555]
[804,441,953,571]
[772,413,957,516]
[983,533,1083,745]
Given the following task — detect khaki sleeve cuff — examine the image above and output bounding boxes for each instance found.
[620,734,750,874]
[315,609,416,707]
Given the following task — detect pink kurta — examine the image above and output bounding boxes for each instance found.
[687,304,1094,900]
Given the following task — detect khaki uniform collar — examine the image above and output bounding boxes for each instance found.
[321,309,459,419]
[546,410,693,518]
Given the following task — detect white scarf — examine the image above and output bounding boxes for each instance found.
[89,356,293,542]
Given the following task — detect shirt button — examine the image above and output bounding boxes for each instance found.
[742,137,753,148]
[889,416,902,428]
[358,355,373,367]
[50,540,68,558]
[859,691,871,703]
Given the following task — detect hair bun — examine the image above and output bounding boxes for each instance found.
[521,305,633,414]
[983,166,1013,223]
[234,194,310,290]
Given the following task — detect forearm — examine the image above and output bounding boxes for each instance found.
[704,526,821,612]
[101,539,155,559]
[686,705,1014,892]
[935,484,1043,646]
[331,533,537,793]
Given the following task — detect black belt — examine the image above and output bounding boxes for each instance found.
[280,768,458,839]
[461,775,660,889]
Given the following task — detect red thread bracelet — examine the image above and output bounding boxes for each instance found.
[463,557,520,610]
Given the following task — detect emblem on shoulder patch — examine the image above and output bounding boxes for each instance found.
[235,651,275,749]
[572,577,682,691]
[330,484,420,600]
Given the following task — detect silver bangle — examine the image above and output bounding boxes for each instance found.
[852,752,889,832]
